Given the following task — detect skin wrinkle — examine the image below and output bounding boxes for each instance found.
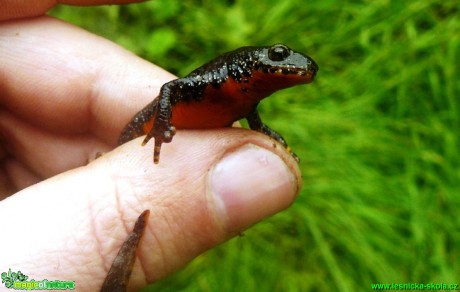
[52,25,102,136]
[50,228,93,289]
[69,227,99,287]
[163,209,183,266]
[82,170,119,281]
[135,187,173,280]
[78,58,98,139]
[0,161,13,196]
[104,178,129,271]
[88,72,106,141]
[135,240,148,290]
[0,117,44,188]
[3,111,79,180]
[0,168,12,199]
[147,194,195,279]
[85,47,125,142]
[0,113,19,156]
[149,222,167,281]
[86,183,107,283]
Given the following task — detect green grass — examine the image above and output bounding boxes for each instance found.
[51,0,460,291]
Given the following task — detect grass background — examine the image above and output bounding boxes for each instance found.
[51,1,460,291]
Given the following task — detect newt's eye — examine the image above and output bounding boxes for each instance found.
[268,44,290,61]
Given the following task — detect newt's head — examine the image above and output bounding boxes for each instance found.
[225,44,318,97]
[254,44,318,87]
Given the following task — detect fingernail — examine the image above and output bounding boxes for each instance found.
[210,144,299,231]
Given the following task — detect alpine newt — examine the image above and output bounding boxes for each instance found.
[118,44,318,164]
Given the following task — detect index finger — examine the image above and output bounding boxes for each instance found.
[0,16,175,144]
[1,0,146,21]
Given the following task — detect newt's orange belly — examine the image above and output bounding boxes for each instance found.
[172,79,258,129]
[171,100,247,128]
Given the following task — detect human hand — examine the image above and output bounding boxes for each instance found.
[0,2,302,291]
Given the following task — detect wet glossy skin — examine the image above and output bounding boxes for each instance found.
[118,44,318,163]
[104,44,318,291]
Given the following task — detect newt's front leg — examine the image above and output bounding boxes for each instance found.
[100,210,150,292]
[141,84,176,164]
[118,82,177,164]
[246,107,300,163]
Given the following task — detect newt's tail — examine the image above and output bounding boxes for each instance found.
[118,99,158,145]
[100,210,150,292]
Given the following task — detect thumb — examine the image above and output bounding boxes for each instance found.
[0,128,301,291]
[111,128,302,288]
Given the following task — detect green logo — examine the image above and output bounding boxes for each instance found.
[1,269,28,288]
[1,269,75,290]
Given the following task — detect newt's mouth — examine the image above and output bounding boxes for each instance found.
[258,64,318,84]
[269,66,317,79]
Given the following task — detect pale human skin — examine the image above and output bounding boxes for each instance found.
[0,1,302,291]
